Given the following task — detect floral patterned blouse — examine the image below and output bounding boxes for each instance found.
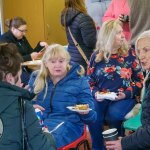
[87,48,144,99]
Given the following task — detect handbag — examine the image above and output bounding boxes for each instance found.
[68,27,89,65]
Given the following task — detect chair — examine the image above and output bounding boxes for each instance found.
[58,125,90,150]
[123,107,142,131]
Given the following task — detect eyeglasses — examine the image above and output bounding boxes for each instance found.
[17,28,28,33]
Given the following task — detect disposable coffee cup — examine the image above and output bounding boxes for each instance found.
[102,128,118,141]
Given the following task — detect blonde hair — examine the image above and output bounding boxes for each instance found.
[135,30,150,55]
[95,20,129,63]
[34,44,85,99]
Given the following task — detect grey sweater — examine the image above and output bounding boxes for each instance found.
[128,0,150,45]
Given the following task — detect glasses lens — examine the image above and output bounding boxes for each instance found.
[17,28,27,33]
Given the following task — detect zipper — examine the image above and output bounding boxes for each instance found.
[49,85,56,113]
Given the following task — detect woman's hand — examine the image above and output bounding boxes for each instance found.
[105,138,122,150]
[40,42,48,48]
[78,110,89,115]
[95,92,104,102]
[33,104,45,111]
[31,52,43,60]
[116,92,126,100]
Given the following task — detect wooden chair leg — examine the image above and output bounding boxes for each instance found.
[76,139,90,150]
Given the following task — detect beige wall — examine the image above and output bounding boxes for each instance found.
[2,0,67,47]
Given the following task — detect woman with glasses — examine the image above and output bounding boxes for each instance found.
[0,16,48,85]
[0,16,48,61]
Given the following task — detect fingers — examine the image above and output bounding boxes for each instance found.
[33,104,45,111]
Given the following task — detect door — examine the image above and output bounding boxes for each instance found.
[43,0,67,45]
[2,0,45,47]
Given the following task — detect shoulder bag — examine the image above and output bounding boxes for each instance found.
[68,27,89,65]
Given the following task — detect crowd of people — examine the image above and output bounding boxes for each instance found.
[0,0,150,149]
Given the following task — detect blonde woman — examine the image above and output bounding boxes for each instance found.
[87,20,144,150]
[61,0,96,70]
[28,44,97,149]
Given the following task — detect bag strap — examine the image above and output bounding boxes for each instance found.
[19,97,30,150]
[68,27,89,65]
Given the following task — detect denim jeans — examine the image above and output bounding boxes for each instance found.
[88,98,135,150]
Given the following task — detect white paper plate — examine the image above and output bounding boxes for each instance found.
[66,106,92,113]
[96,92,117,101]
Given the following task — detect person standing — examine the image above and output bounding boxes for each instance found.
[128,0,150,46]
[61,0,97,70]
[87,20,144,150]
[103,0,130,41]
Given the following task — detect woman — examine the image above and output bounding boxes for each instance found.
[61,0,97,70]
[0,17,48,85]
[103,0,130,41]
[87,20,144,150]
[105,30,150,150]
[0,43,56,150]
[0,17,47,61]
[28,44,97,148]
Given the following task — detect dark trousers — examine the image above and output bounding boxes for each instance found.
[88,98,135,150]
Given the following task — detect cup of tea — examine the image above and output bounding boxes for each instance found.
[102,128,118,141]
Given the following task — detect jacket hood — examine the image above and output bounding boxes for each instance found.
[0,81,34,113]
[61,8,81,26]
[58,63,84,85]
[46,63,84,86]
[0,81,32,99]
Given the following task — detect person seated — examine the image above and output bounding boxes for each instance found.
[28,44,97,149]
[0,43,56,150]
[0,16,48,85]
[105,30,150,150]
[87,20,144,150]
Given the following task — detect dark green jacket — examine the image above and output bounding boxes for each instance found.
[0,81,56,150]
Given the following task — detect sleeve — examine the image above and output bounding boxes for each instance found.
[121,126,150,150]
[34,41,44,52]
[87,51,99,98]
[102,0,115,22]
[25,100,56,150]
[79,15,97,49]
[76,77,97,124]
[28,71,39,104]
[21,38,44,61]
[124,49,144,99]
[28,71,38,93]
[23,54,32,61]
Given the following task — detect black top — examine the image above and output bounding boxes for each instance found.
[0,30,43,61]
[61,8,97,69]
